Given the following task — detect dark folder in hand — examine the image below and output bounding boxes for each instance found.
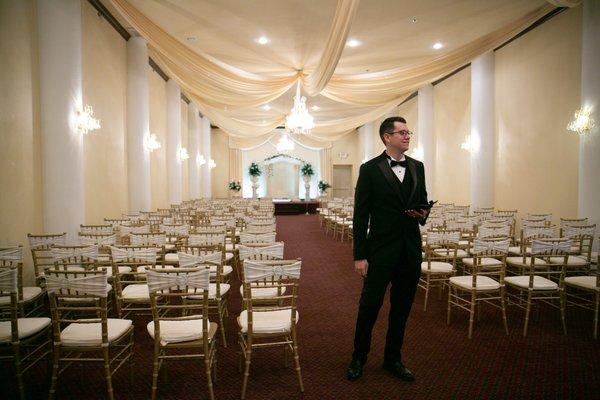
[411,200,438,211]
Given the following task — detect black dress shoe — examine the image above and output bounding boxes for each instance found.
[346,359,364,381]
[382,360,415,382]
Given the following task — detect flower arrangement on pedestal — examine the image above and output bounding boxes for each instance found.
[300,163,314,177]
[228,181,241,191]
[248,162,262,177]
[318,180,331,195]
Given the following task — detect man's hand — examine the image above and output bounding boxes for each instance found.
[354,259,368,277]
[406,208,429,220]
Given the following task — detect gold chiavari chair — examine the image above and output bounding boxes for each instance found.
[118,223,150,245]
[159,223,189,251]
[506,225,555,275]
[238,259,303,400]
[110,245,160,318]
[183,233,234,278]
[80,224,113,235]
[448,239,510,338]
[559,217,588,237]
[505,238,570,336]
[0,248,52,400]
[28,232,67,287]
[419,230,461,311]
[564,250,600,339]
[146,268,217,400]
[553,224,596,276]
[46,270,134,400]
[239,231,277,245]
[178,250,230,347]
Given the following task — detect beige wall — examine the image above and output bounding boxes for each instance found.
[0,0,42,283]
[398,96,419,156]
[82,0,127,222]
[149,70,169,210]
[495,7,582,223]
[331,131,360,193]
[211,128,230,198]
[433,67,471,205]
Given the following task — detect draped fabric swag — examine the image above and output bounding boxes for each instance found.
[110,0,558,139]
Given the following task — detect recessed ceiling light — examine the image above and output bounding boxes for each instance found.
[433,42,443,50]
[186,36,197,42]
[412,17,418,23]
[261,104,271,111]
[311,105,320,111]
[256,36,270,45]
[346,39,361,48]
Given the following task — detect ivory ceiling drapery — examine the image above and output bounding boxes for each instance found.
[110,0,562,140]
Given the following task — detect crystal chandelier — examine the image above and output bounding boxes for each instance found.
[567,106,595,135]
[276,132,295,153]
[285,81,314,135]
[76,104,101,135]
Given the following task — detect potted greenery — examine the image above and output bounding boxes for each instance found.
[228,181,241,197]
[300,163,314,182]
[318,180,331,196]
[248,162,262,199]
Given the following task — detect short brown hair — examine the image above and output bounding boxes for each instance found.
[379,116,407,144]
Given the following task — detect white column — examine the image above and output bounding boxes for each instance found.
[418,84,434,196]
[579,0,600,236]
[359,122,374,163]
[37,0,84,238]
[201,117,212,198]
[126,36,151,213]
[188,103,200,199]
[166,79,182,205]
[470,51,495,209]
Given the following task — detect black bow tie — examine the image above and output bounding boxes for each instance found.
[390,160,408,168]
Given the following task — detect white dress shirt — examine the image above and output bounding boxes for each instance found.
[387,154,406,183]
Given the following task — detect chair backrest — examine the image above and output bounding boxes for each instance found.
[28,233,67,280]
[0,266,20,342]
[238,242,285,261]
[130,232,167,247]
[242,259,302,334]
[245,223,276,234]
[46,270,111,346]
[563,224,596,261]
[50,245,101,272]
[80,224,113,235]
[146,268,211,344]
[478,225,511,240]
[78,233,117,246]
[159,224,190,236]
[109,245,160,287]
[239,232,277,244]
[187,233,225,247]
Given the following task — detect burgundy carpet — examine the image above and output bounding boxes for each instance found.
[3,215,599,399]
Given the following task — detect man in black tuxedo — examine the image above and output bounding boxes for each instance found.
[347,116,429,382]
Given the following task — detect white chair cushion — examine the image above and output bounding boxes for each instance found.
[549,256,588,265]
[60,318,132,347]
[121,284,150,300]
[508,246,531,255]
[225,243,235,251]
[504,275,558,290]
[433,249,469,258]
[99,266,132,277]
[209,265,233,276]
[0,286,43,305]
[164,253,178,262]
[137,265,176,274]
[449,276,501,291]
[421,261,454,273]
[506,257,547,267]
[146,320,217,344]
[224,253,234,262]
[462,257,503,267]
[564,276,599,291]
[238,309,299,334]
[165,243,176,250]
[185,283,231,299]
[0,317,51,343]
[239,285,287,299]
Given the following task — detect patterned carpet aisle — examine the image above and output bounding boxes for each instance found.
[3,214,599,399]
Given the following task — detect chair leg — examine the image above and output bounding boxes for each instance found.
[48,345,60,400]
[501,288,509,335]
[241,348,252,400]
[218,306,228,347]
[593,292,599,339]
[423,276,430,312]
[151,344,160,400]
[205,357,215,400]
[468,292,476,339]
[13,342,25,400]
[103,346,115,400]
[292,330,304,392]
[446,286,452,325]
[560,291,567,335]
[523,292,532,337]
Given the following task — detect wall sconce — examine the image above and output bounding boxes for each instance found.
[196,153,206,166]
[76,104,101,135]
[144,134,161,152]
[567,106,595,135]
[338,152,349,159]
[178,147,189,161]
[460,134,480,153]
[208,159,216,169]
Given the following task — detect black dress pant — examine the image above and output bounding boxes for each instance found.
[352,254,421,364]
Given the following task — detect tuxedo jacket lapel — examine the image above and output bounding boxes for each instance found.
[377,155,406,203]
[406,157,418,206]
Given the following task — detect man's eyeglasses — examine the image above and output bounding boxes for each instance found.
[388,130,413,137]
